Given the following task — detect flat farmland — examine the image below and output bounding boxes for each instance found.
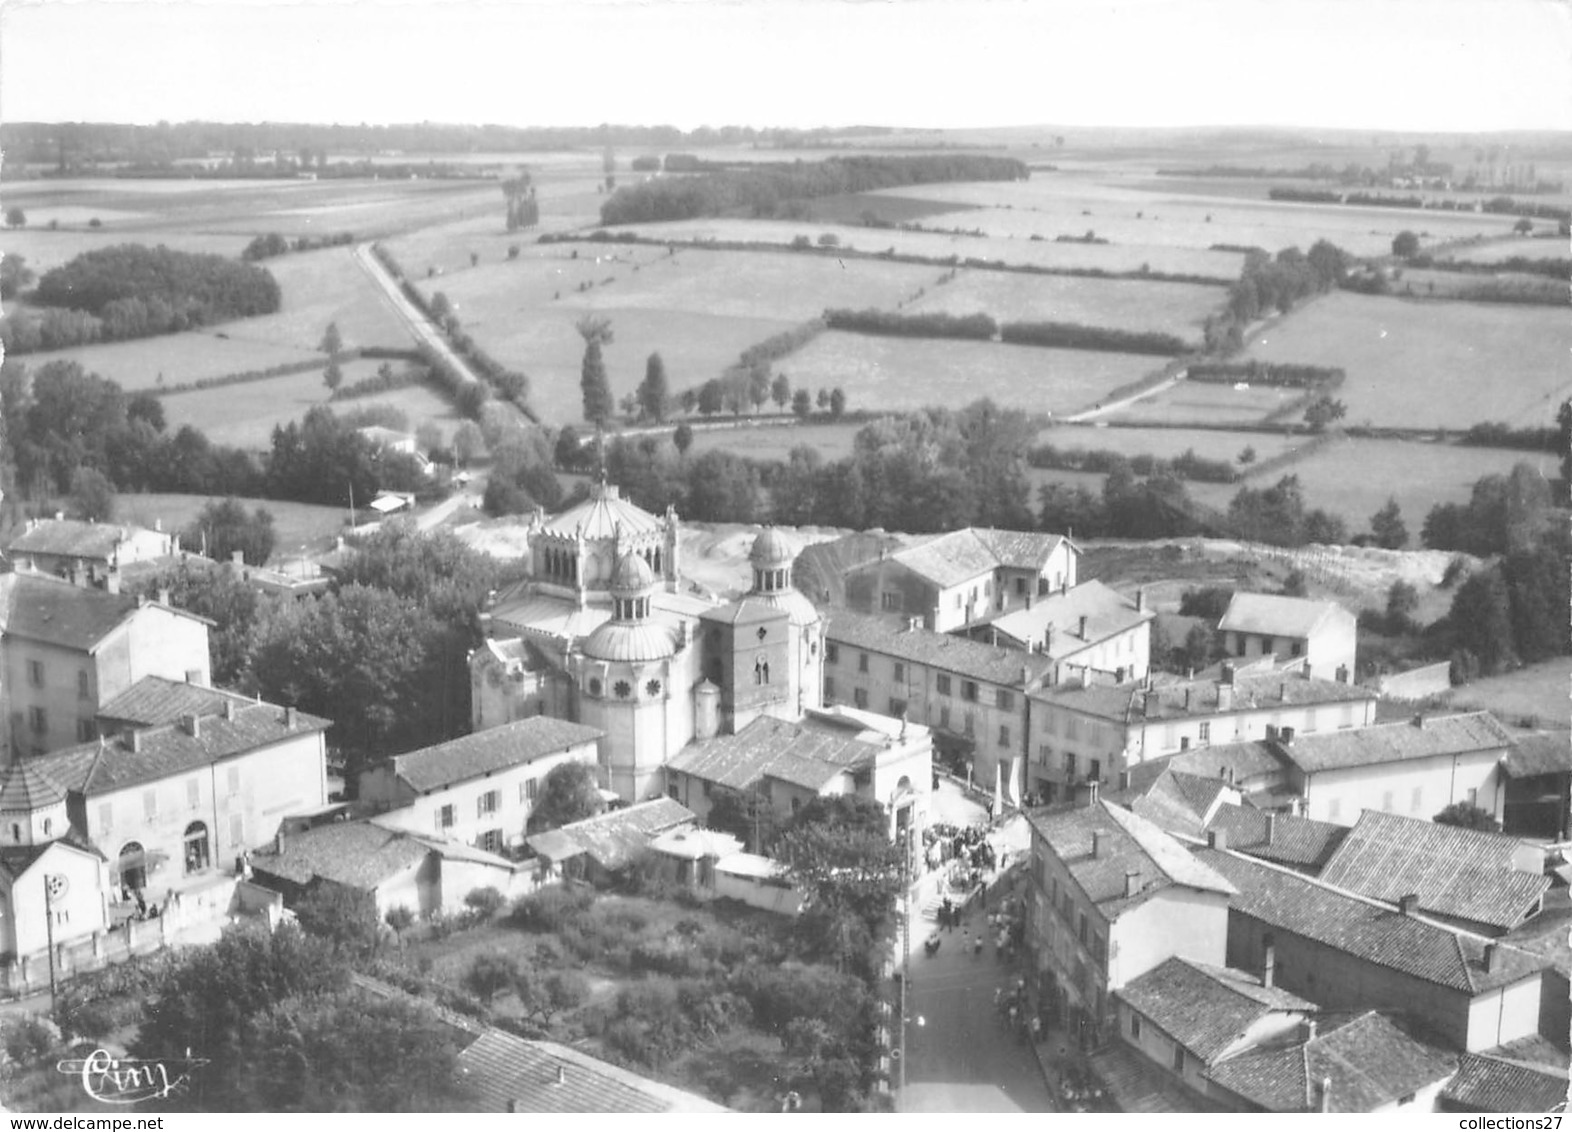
[684,421,859,463]
[1108,379,1302,425]
[781,331,1162,416]
[1,226,252,274]
[9,245,414,390]
[609,218,1245,279]
[158,358,396,448]
[1239,292,1572,429]
[1445,237,1572,263]
[412,245,950,423]
[113,493,349,557]
[1184,437,1549,532]
[878,179,1523,257]
[1038,424,1301,465]
[906,270,1220,341]
[1447,658,1572,729]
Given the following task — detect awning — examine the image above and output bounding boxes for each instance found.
[369,494,409,514]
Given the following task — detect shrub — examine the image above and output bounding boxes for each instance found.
[464,887,506,919]
[509,884,593,932]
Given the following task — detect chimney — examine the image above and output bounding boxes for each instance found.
[104,568,121,595]
[1483,943,1500,972]
[274,830,285,854]
[1026,591,1033,610]
[1398,893,1419,915]
[1302,1018,1317,1042]
[1091,829,1104,857]
[1279,681,1288,702]
[158,587,171,607]
[223,698,238,722]
[908,616,921,633]
[1022,664,1031,688]
[154,517,162,532]
[128,729,142,753]
[1279,726,1295,745]
[1118,769,1131,791]
[1135,588,1145,613]
[54,510,64,521]
[1264,812,1276,844]
[555,1065,566,1087]
[1207,828,1228,851]
[1217,683,1233,712]
[1087,779,1100,808]
[1266,725,1279,741]
[1061,577,1068,596]
[1412,714,1426,729]
[1221,661,1236,686]
[1124,870,1139,898]
[1319,1075,1332,1114]
[1079,615,1088,639]
[1335,664,1349,684]
[182,714,200,738]
[1263,939,1277,987]
[285,706,298,730]
[1044,625,1055,652]
[1183,688,1193,712]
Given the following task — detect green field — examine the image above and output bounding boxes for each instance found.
[877,174,1529,257]
[157,358,448,449]
[113,492,350,558]
[905,269,1220,341]
[406,244,951,424]
[607,217,1246,279]
[1446,657,1572,730]
[1107,379,1302,425]
[684,420,859,463]
[7,245,415,391]
[1445,236,1571,263]
[782,331,1162,416]
[1038,423,1301,465]
[1239,291,1572,429]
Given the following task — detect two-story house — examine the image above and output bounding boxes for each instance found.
[665,706,931,848]
[972,580,1153,682]
[1218,593,1357,682]
[0,573,213,759]
[360,716,604,856]
[1028,665,1379,805]
[1025,792,1237,1049]
[5,517,177,589]
[821,608,1054,801]
[840,528,1079,633]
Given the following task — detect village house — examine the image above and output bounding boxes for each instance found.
[523,797,696,887]
[1193,838,1550,1052]
[1203,1012,1459,1113]
[1499,732,1571,840]
[356,425,435,477]
[967,579,1153,682]
[1217,592,1357,681]
[5,516,178,589]
[1200,804,1351,874]
[1439,1054,1572,1113]
[835,527,1080,633]
[0,573,213,759]
[664,705,932,847]
[1316,809,1550,937]
[1027,664,1378,805]
[360,716,604,857]
[1024,793,1237,1050]
[820,608,1051,801]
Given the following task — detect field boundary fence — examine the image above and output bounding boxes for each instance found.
[1232,540,1356,592]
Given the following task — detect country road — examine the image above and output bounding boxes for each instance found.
[352,242,488,387]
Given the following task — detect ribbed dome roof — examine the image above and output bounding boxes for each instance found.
[0,761,66,812]
[582,619,680,663]
[750,527,797,567]
[610,553,657,596]
[745,589,822,629]
[542,482,665,540]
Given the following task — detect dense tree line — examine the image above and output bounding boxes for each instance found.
[599,154,1029,225]
[1187,361,1344,387]
[1406,254,1572,280]
[999,320,1190,356]
[242,231,356,261]
[1266,187,1571,223]
[1,244,280,354]
[824,308,998,341]
[1203,241,1350,353]
[1028,441,1239,484]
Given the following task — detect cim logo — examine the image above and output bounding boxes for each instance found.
[56,1049,207,1105]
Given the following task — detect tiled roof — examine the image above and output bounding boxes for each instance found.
[97,676,252,727]
[0,761,67,812]
[1204,804,1350,870]
[826,608,1055,687]
[1037,670,1375,725]
[455,1029,726,1112]
[1503,733,1571,779]
[1280,712,1514,774]
[535,798,695,872]
[1123,742,1292,799]
[539,482,665,540]
[6,519,141,560]
[667,713,879,792]
[793,530,907,606]
[1441,1054,1570,1113]
[1219,593,1352,639]
[1193,847,1548,994]
[0,573,140,651]
[34,702,330,797]
[1131,770,1233,838]
[253,820,430,890]
[984,579,1152,657]
[1027,799,1235,920]
[890,529,1000,587]
[1318,810,1549,932]
[1117,957,1316,1064]
[390,717,604,794]
[971,528,1072,571]
[1206,1012,1457,1112]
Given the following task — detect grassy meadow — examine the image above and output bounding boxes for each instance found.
[1106,379,1303,426]
[114,492,350,555]
[1239,291,1572,429]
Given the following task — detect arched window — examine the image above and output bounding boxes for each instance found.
[118,842,147,893]
[8,824,18,843]
[184,822,210,874]
[42,819,52,837]
[755,657,771,685]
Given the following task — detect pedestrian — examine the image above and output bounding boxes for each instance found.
[1030,1016,1042,1044]
[973,935,983,958]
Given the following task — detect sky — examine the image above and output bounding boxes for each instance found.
[1,0,1569,132]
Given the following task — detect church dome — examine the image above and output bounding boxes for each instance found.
[750,527,797,568]
[582,618,680,663]
[0,761,65,813]
[610,552,657,596]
